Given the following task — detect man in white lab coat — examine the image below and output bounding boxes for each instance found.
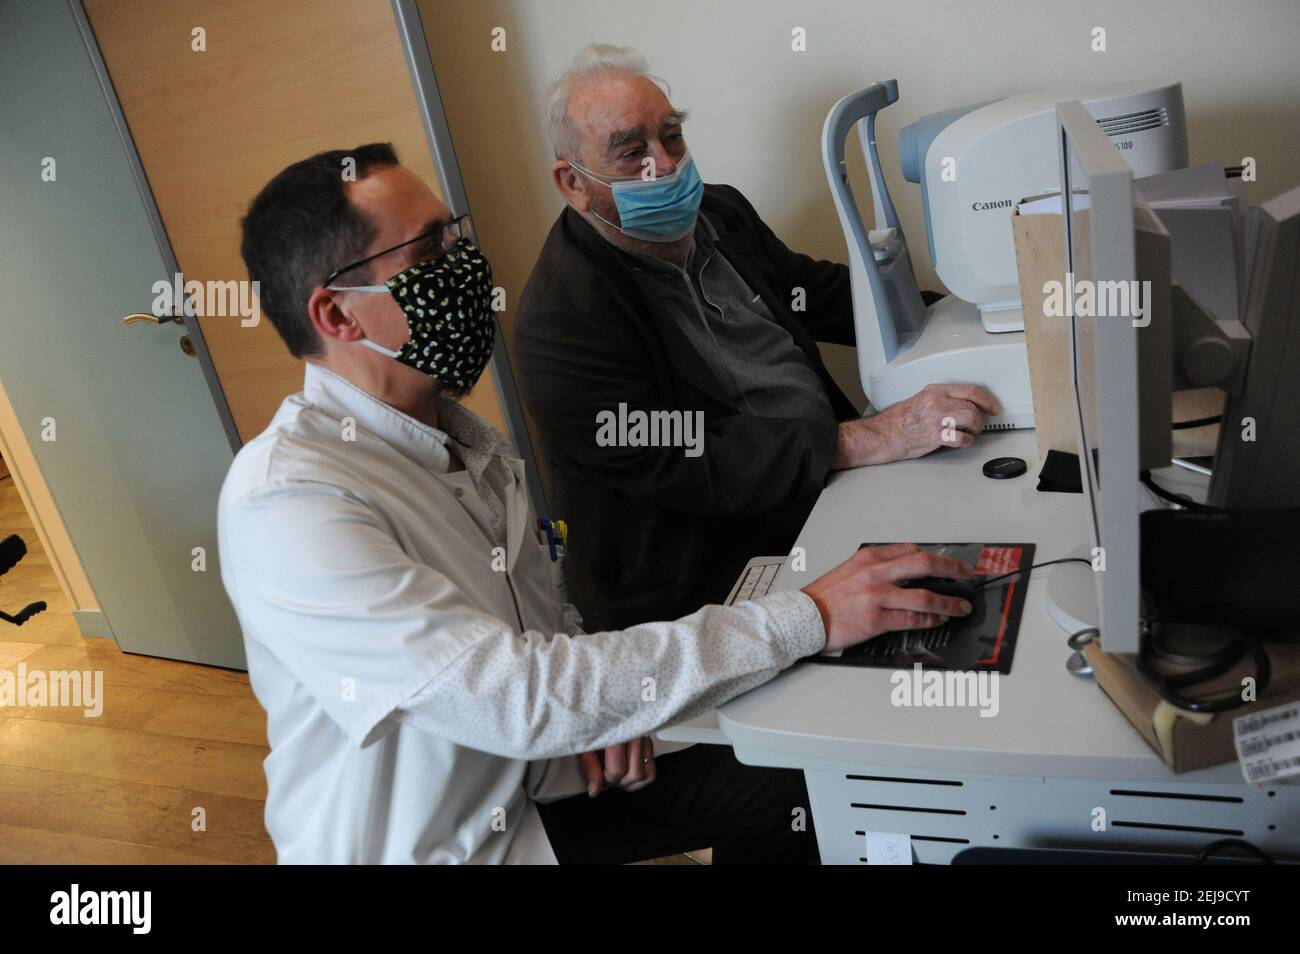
[222,142,975,864]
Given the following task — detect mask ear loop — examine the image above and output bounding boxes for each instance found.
[325,283,406,359]
[566,162,633,238]
[567,153,697,242]
[568,150,692,188]
[358,337,402,359]
[565,158,612,186]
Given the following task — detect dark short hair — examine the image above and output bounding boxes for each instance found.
[240,142,400,358]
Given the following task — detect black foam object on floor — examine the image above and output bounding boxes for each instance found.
[0,533,27,576]
[1,533,45,625]
[1,601,46,626]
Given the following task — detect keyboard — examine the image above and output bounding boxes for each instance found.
[724,555,787,605]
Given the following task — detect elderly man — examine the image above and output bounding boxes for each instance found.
[515,45,999,632]
[221,142,975,864]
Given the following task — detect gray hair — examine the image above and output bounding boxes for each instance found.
[545,44,670,160]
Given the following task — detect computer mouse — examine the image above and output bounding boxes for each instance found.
[900,576,979,602]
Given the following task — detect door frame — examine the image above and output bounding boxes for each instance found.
[392,0,551,518]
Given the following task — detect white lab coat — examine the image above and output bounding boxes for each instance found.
[217,363,824,863]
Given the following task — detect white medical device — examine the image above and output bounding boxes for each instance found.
[901,80,1188,333]
[822,79,1188,428]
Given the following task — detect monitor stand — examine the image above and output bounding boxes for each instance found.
[1045,544,1098,636]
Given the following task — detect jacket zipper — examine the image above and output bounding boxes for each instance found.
[686,255,757,416]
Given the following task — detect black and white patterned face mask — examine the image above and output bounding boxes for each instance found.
[335,238,496,392]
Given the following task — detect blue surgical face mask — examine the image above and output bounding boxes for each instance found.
[569,151,703,242]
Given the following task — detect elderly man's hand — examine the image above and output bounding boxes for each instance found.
[833,384,1001,468]
[579,737,656,797]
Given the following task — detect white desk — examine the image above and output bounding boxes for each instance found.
[665,431,1300,864]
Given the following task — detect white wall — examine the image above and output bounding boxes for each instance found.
[422,0,1300,409]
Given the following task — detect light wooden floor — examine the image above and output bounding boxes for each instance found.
[0,474,707,865]
[0,474,273,863]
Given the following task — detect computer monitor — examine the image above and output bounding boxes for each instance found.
[1208,186,1300,508]
[1055,101,1173,655]
[1052,105,1300,654]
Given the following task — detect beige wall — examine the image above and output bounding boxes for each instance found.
[421,0,1300,413]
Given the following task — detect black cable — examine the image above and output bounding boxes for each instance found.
[974,558,1271,713]
[1172,415,1221,430]
[977,549,1274,714]
[1138,631,1271,713]
[975,557,1092,589]
[1140,470,1227,513]
[1155,637,1244,687]
[1196,838,1274,865]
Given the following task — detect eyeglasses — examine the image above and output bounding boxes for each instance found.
[324,214,473,289]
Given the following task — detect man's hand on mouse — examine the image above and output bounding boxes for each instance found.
[801,543,977,653]
[832,384,1002,469]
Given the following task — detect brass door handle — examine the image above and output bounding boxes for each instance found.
[122,312,195,357]
[122,312,181,325]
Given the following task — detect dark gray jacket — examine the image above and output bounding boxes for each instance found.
[514,183,857,631]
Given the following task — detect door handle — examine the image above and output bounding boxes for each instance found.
[122,312,195,357]
[122,312,181,325]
